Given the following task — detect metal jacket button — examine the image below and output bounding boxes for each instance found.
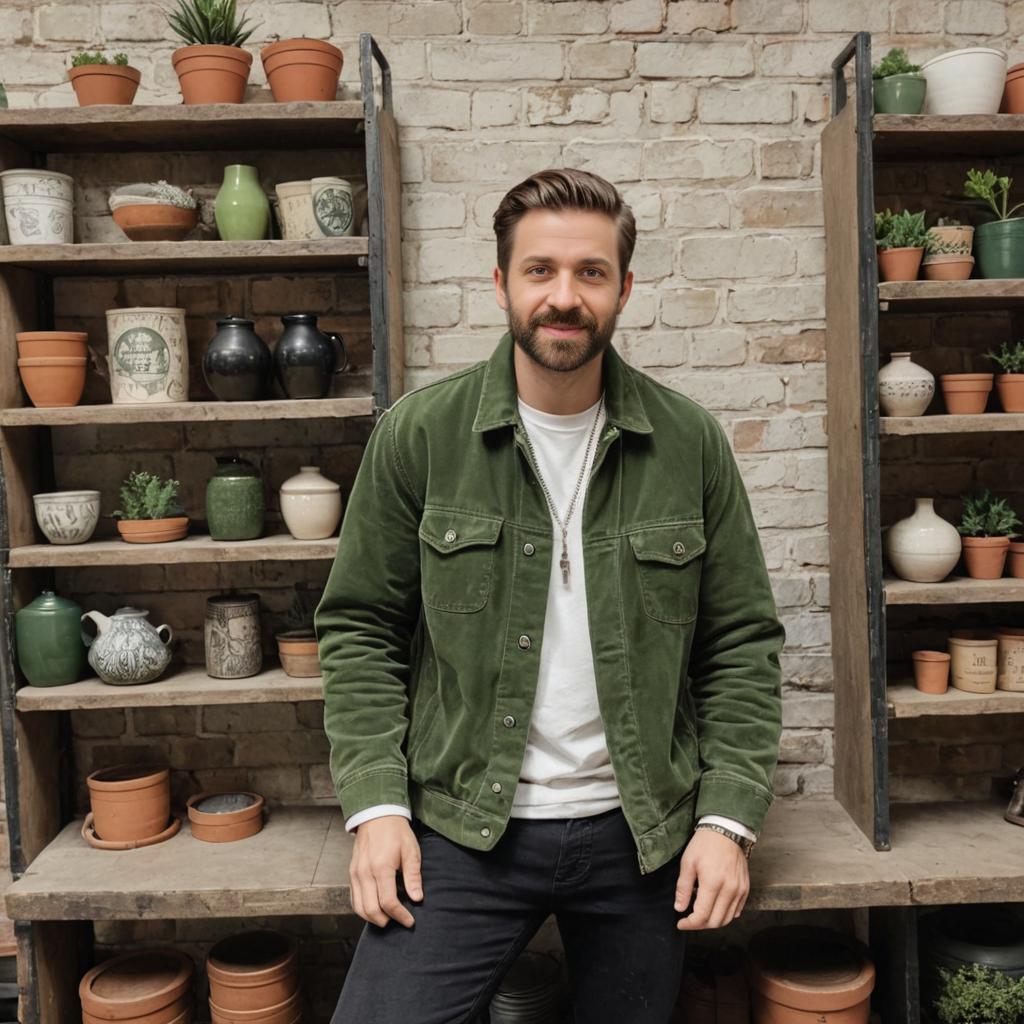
[444,529,457,543]
[523,542,535,556]
[517,634,531,650]
[673,541,685,555]
[480,827,491,838]
[503,715,516,728]
[491,782,502,793]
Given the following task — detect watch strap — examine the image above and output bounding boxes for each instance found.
[694,821,755,858]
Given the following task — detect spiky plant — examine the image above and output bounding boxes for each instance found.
[877,209,929,250]
[112,470,184,520]
[957,489,1023,539]
[166,0,256,47]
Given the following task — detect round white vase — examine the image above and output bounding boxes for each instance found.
[884,498,962,583]
[878,352,935,417]
[280,466,343,540]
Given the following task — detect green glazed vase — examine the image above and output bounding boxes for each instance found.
[873,74,926,114]
[15,590,85,686]
[974,218,1024,279]
[214,164,269,241]
[206,455,265,541]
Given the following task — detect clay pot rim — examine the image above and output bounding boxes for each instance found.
[261,37,343,62]
[960,534,1012,546]
[940,372,994,381]
[995,372,1024,380]
[79,946,193,1017]
[0,168,74,183]
[16,330,88,342]
[69,63,142,81]
[187,790,264,826]
[171,43,254,67]
[116,516,190,527]
[920,254,974,264]
[88,764,170,790]
[82,812,180,851]
[209,988,300,1020]
[749,956,875,1011]
[207,930,296,983]
[912,650,951,662]
[877,245,924,254]
[105,306,186,316]
[948,636,999,647]
[921,47,1007,70]
[17,356,87,366]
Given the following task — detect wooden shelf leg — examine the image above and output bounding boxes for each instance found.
[16,920,91,1024]
[869,905,921,1024]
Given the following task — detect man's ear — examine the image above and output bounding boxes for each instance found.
[494,266,508,311]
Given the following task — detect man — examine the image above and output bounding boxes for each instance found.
[316,167,785,1023]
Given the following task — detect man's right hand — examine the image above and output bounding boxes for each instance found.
[350,815,424,928]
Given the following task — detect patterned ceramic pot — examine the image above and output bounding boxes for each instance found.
[205,593,262,679]
[878,352,935,417]
[33,489,100,544]
[274,180,317,240]
[0,169,74,244]
[206,455,265,541]
[82,606,173,686]
[311,176,354,237]
[106,306,188,405]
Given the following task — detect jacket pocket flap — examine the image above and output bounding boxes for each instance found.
[419,509,503,554]
[628,522,706,566]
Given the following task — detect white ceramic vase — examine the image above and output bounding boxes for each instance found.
[105,306,188,405]
[878,352,935,417]
[921,47,1007,114]
[274,180,318,240]
[33,490,100,544]
[884,498,962,583]
[0,169,74,244]
[280,466,343,540]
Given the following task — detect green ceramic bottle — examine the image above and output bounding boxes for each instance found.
[206,455,265,541]
[214,164,269,241]
[15,590,85,686]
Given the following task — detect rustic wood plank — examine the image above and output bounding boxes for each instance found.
[881,413,1024,435]
[884,575,1024,605]
[878,279,1024,310]
[26,921,90,1024]
[16,665,324,711]
[378,107,405,407]
[873,114,1024,159]
[8,534,339,568]
[887,681,1024,718]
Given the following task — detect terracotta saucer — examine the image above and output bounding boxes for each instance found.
[81,812,181,850]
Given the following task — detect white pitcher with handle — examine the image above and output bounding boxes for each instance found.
[81,606,173,686]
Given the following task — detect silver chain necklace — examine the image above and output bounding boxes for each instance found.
[519,393,605,586]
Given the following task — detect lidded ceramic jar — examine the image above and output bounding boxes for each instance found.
[206,455,265,541]
[280,465,342,540]
[884,498,962,583]
[15,590,85,686]
[878,352,935,417]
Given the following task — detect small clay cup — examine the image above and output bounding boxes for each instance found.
[911,650,950,694]
[187,791,264,844]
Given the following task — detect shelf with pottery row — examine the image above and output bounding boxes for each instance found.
[883,575,1024,605]
[872,113,1024,159]
[877,278,1024,310]
[880,413,1024,435]
[886,680,1024,718]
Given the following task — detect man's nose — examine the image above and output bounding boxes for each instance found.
[548,270,583,310]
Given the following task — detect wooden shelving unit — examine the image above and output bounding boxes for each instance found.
[0,35,403,1024]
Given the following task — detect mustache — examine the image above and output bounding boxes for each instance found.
[534,317,591,329]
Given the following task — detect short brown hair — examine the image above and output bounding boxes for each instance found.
[493,168,637,291]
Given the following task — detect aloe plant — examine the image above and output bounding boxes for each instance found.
[166,0,256,47]
[876,208,929,250]
[957,489,1022,539]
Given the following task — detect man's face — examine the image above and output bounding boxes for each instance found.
[494,208,633,374]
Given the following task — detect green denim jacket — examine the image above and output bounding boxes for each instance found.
[316,331,785,875]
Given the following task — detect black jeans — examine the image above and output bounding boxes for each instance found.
[331,807,687,1024]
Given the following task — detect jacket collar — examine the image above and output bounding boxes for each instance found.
[471,330,653,435]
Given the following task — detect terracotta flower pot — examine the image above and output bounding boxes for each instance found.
[878,246,924,282]
[961,534,1010,579]
[261,38,343,102]
[79,948,193,1024]
[171,44,252,105]
[996,373,1024,413]
[116,517,189,544]
[17,355,87,408]
[16,330,88,359]
[1009,540,1024,577]
[187,791,264,844]
[207,930,297,1012]
[276,630,321,678]
[209,989,300,1024]
[68,63,141,106]
[1004,62,1024,113]
[940,372,993,414]
[948,635,999,693]
[921,255,974,281]
[112,203,199,242]
[86,765,171,843]
[911,650,950,694]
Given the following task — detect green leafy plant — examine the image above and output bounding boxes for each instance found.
[964,169,1024,222]
[876,208,928,250]
[958,489,1023,538]
[872,47,921,79]
[986,340,1024,374]
[166,0,257,47]
[71,51,129,67]
[111,470,184,521]
[933,963,1024,1024]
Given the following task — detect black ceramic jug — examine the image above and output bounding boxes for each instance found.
[203,317,272,402]
[273,313,348,400]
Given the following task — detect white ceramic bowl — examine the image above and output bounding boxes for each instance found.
[33,490,101,544]
[921,47,1007,114]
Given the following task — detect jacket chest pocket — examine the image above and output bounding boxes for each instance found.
[419,509,503,613]
[628,522,706,624]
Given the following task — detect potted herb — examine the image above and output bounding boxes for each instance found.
[872,47,926,115]
[956,488,1022,579]
[167,0,257,105]
[923,216,975,281]
[260,36,344,103]
[964,168,1024,278]
[274,583,321,678]
[111,470,189,544]
[68,52,140,107]
[933,962,1024,1024]
[875,208,928,282]
[986,339,1024,413]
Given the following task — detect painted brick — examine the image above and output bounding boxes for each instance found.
[643,139,754,182]
[679,235,796,280]
[636,40,754,79]
[698,84,793,125]
[402,191,466,231]
[431,42,563,81]
[612,0,665,33]
[472,90,521,127]
[649,82,697,123]
[568,40,634,80]
[665,1,730,33]
[528,2,609,35]
[431,141,562,182]
[731,0,804,32]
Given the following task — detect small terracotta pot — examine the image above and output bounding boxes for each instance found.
[961,534,1010,579]
[940,372,993,414]
[921,255,974,280]
[82,811,181,851]
[86,764,171,844]
[276,630,321,678]
[187,791,264,844]
[1009,540,1024,577]
[996,373,1024,413]
[1004,62,1024,113]
[172,44,253,104]
[261,38,343,102]
[68,63,141,106]
[16,330,88,358]
[209,989,300,1024]
[79,948,193,1024]
[112,203,199,242]
[948,635,999,693]
[207,931,297,1013]
[116,517,190,544]
[17,355,87,408]
[911,650,950,694]
[878,246,924,282]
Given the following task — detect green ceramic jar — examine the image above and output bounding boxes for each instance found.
[206,455,265,541]
[214,164,270,241]
[15,590,85,686]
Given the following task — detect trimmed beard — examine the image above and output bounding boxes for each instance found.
[507,304,617,374]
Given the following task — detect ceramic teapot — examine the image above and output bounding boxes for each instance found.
[81,606,173,686]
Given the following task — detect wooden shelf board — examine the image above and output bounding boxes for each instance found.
[884,575,1024,605]
[7,534,338,568]
[878,279,1024,310]
[6,797,1020,920]
[16,666,323,712]
[0,238,368,276]
[873,114,1024,159]
[887,681,1024,718]
[881,413,1024,435]
[0,101,366,153]
[0,397,373,427]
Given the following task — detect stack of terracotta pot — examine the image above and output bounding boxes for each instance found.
[84,765,180,850]
[79,949,194,1024]
[16,330,88,407]
[207,931,301,1024]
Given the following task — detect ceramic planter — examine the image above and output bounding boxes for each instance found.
[203,317,272,401]
[884,498,961,583]
[1005,62,1024,113]
[261,37,343,102]
[16,329,88,359]
[925,225,974,257]
[205,593,262,679]
[79,948,193,1024]
[187,791,264,843]
[274,180,317,240]
[17,355,87,407]
[1010,541,1024,577]
[974,218,1024,278]
[112,203,198,242]
[311,176,355,237]
[996,373,1024,413]
[873,73,926,114]
[921,47,1008,114]
[215,164,269,241]
[33,489,100,544]
[274,314,347,399]
[68,63,141,106]
[995,628,1024,692]
[961,535,1010,578]
[86,765,171,842]
[940,373,993,414]
[172,44,252,104]
[209,989,300,1024]
[878,352,934,417]
[116,517,189,544]
[206,455,265,541]
[877,246,923,282]
[0,168,74,244]
[911,650,950,694]
[921,255,974,281]
[106,306,189,405]
[276,630,321,677]
[948,636,998,693]
[280,465,342,539]
[207,930,296,1012]
[82,606,173,685]
[14,590,85,687]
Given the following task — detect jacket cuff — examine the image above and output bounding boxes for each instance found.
[337,769,410,821]
[695,774,773,835]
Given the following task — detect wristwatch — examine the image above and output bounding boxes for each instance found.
[694,821,755,859]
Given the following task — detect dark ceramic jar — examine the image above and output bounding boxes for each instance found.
[15,589,85,686]
[203,317,272,402]
[206,455,265,541]
[273,313,347,400]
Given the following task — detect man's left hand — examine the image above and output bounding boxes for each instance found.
[673,828,749,931]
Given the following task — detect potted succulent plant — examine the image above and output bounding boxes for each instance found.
[933,963,1024,1024]
[923,217,975,281]
[986,340,1024,413]
[274,583,321,678]
[875,208,929,282]
[167,0,257,105]
[872,47,926,114]
[112,470,189,544]
[260,36,344,102]
[957,489,1022,579]
[68,51,141,106]
[964,168,1024,278]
